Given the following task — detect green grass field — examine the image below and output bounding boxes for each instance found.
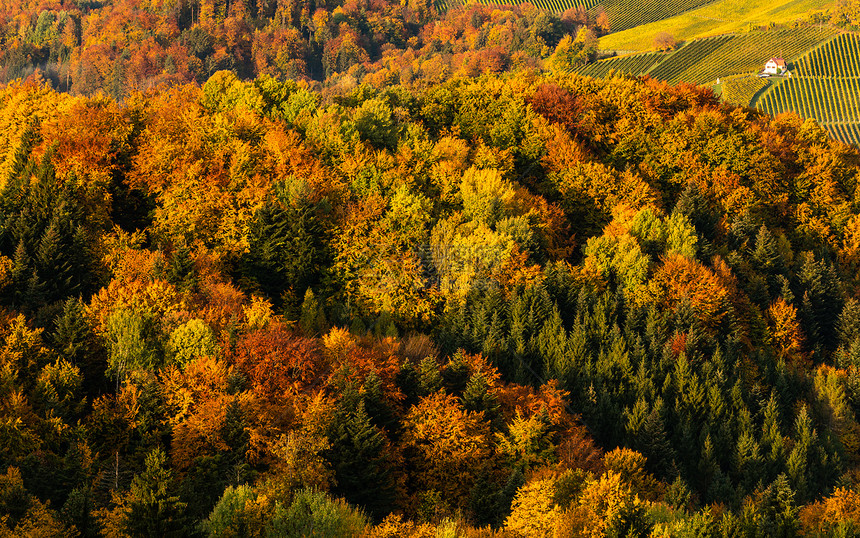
[598,0,831,52]
[571,52,666,77]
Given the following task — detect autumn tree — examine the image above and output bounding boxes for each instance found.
[653,32,677,51]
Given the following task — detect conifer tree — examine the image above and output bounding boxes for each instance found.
[122,448,187,537]
[328,400,395,520]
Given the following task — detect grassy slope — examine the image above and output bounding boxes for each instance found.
[598,0,830,51]
[601,0,719,33]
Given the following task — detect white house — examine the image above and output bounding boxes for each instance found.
[763,57,787,75]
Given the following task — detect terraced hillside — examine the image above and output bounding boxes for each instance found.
[571,52,665,77]
[601,0,718,33]
[648,27,834,84]
[758,77,860,123]
[599,0,831,52]
[826,123,860,146]
[754,32,860,146]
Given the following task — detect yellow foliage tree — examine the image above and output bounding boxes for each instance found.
[505,477,561,538]
[402,391,493,507]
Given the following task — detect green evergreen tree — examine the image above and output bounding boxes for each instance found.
[327,401,395,521]
[461,372,501,429]
[52,297,107,397]
[238,199,328,317]
[165,244,198,294]
[417,356,442,397]
[123,448,187,538]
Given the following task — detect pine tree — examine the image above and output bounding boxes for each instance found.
[123,448,187,538]
[734,431,764,496]
[165,244,197,294]
[221,398,251,481]
[461,372,502,430]
[442,352,470,395]
[787,406,814,503]
[361,371,397,433]
[753,225,782,276]
[637,402,676,480]
[52,298,107,397]
[328,400,395,521]
[537,307,567,381]
[761,394,786,480]
[239,200,327,316]
[417,356,442,397]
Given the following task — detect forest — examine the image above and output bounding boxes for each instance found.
[1,62,860,536]
[0,0,603,96]
[2,0,860,536]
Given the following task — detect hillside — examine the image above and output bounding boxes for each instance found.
[600,0,719,32]
[649,27,834,84]
[2,65,860,535]
[752,32,860,145]
[5,0,860,534]
[598,0,830,51]
[570,50,666,77]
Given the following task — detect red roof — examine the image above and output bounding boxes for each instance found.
[769,57,787,67]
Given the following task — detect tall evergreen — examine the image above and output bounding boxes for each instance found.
[327,401,395,521]
[238,199,328,317]
[123,448,187,538]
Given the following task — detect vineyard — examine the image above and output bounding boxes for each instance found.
[823,123,860,146]
[598,0,832,52]
[751,31,860,145]
[434,0,597,12]
[648,27,835,84]
[722,74,770,106]
[794,32,860,78]
[601,0,719,32]
[757,77,860,123]
[571,52,665,77]
[647,34,734,82]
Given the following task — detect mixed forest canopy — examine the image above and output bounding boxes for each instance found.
[0,0,602,95]
[4,0,860,536]
[2,63,860,535]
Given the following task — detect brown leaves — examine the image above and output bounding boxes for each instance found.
[232,322,328,399]
[648,253,730,332]
[527,83,583,136]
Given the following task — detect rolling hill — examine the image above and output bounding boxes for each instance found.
[598,0,831,52]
